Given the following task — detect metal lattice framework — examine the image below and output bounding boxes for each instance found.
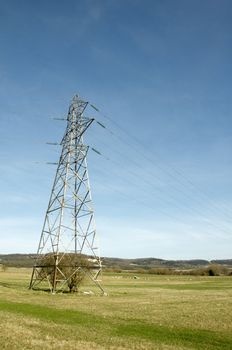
[29,95,105,294]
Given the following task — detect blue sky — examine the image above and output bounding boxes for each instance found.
[1,0,232,259]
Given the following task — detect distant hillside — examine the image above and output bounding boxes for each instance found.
[211,259,232,266]
[0,254,231,270]
[0,254,37,267]
[102,257,210,270]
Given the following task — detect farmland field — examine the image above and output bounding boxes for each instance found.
[0,268,232,349]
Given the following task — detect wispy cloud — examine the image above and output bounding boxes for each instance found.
[97,215,232,260]
[0,216,41,253]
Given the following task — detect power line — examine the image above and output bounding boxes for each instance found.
[90,104,232,222]
[39,102,232,238]
[89,159,232,239]
[89,145,232,237]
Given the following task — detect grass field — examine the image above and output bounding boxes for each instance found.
[0,268,232,349]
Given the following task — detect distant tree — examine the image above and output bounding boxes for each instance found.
[206,264,228,276]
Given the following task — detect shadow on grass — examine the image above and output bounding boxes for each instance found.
[0,300,231,349]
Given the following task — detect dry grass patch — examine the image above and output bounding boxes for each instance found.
[1,269,232,349]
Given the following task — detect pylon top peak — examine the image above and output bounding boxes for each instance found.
[71,94,87,103]
[72,93,79,100]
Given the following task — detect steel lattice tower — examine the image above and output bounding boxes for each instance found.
[30,95,105,294]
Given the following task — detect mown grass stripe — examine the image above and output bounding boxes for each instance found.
[116,323,232,350]
[0,300,232,349]
[0,300,100,326]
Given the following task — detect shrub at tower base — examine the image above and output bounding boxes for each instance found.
[38,253,90,293]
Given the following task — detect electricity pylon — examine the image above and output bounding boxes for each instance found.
[29,95,105,294]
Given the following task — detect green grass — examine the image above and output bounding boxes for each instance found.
[0,268,232,349]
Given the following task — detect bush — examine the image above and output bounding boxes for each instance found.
[148,268,174,275]
[188,264,229,276]
[135,268,147,274]
[39,253,90,292]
